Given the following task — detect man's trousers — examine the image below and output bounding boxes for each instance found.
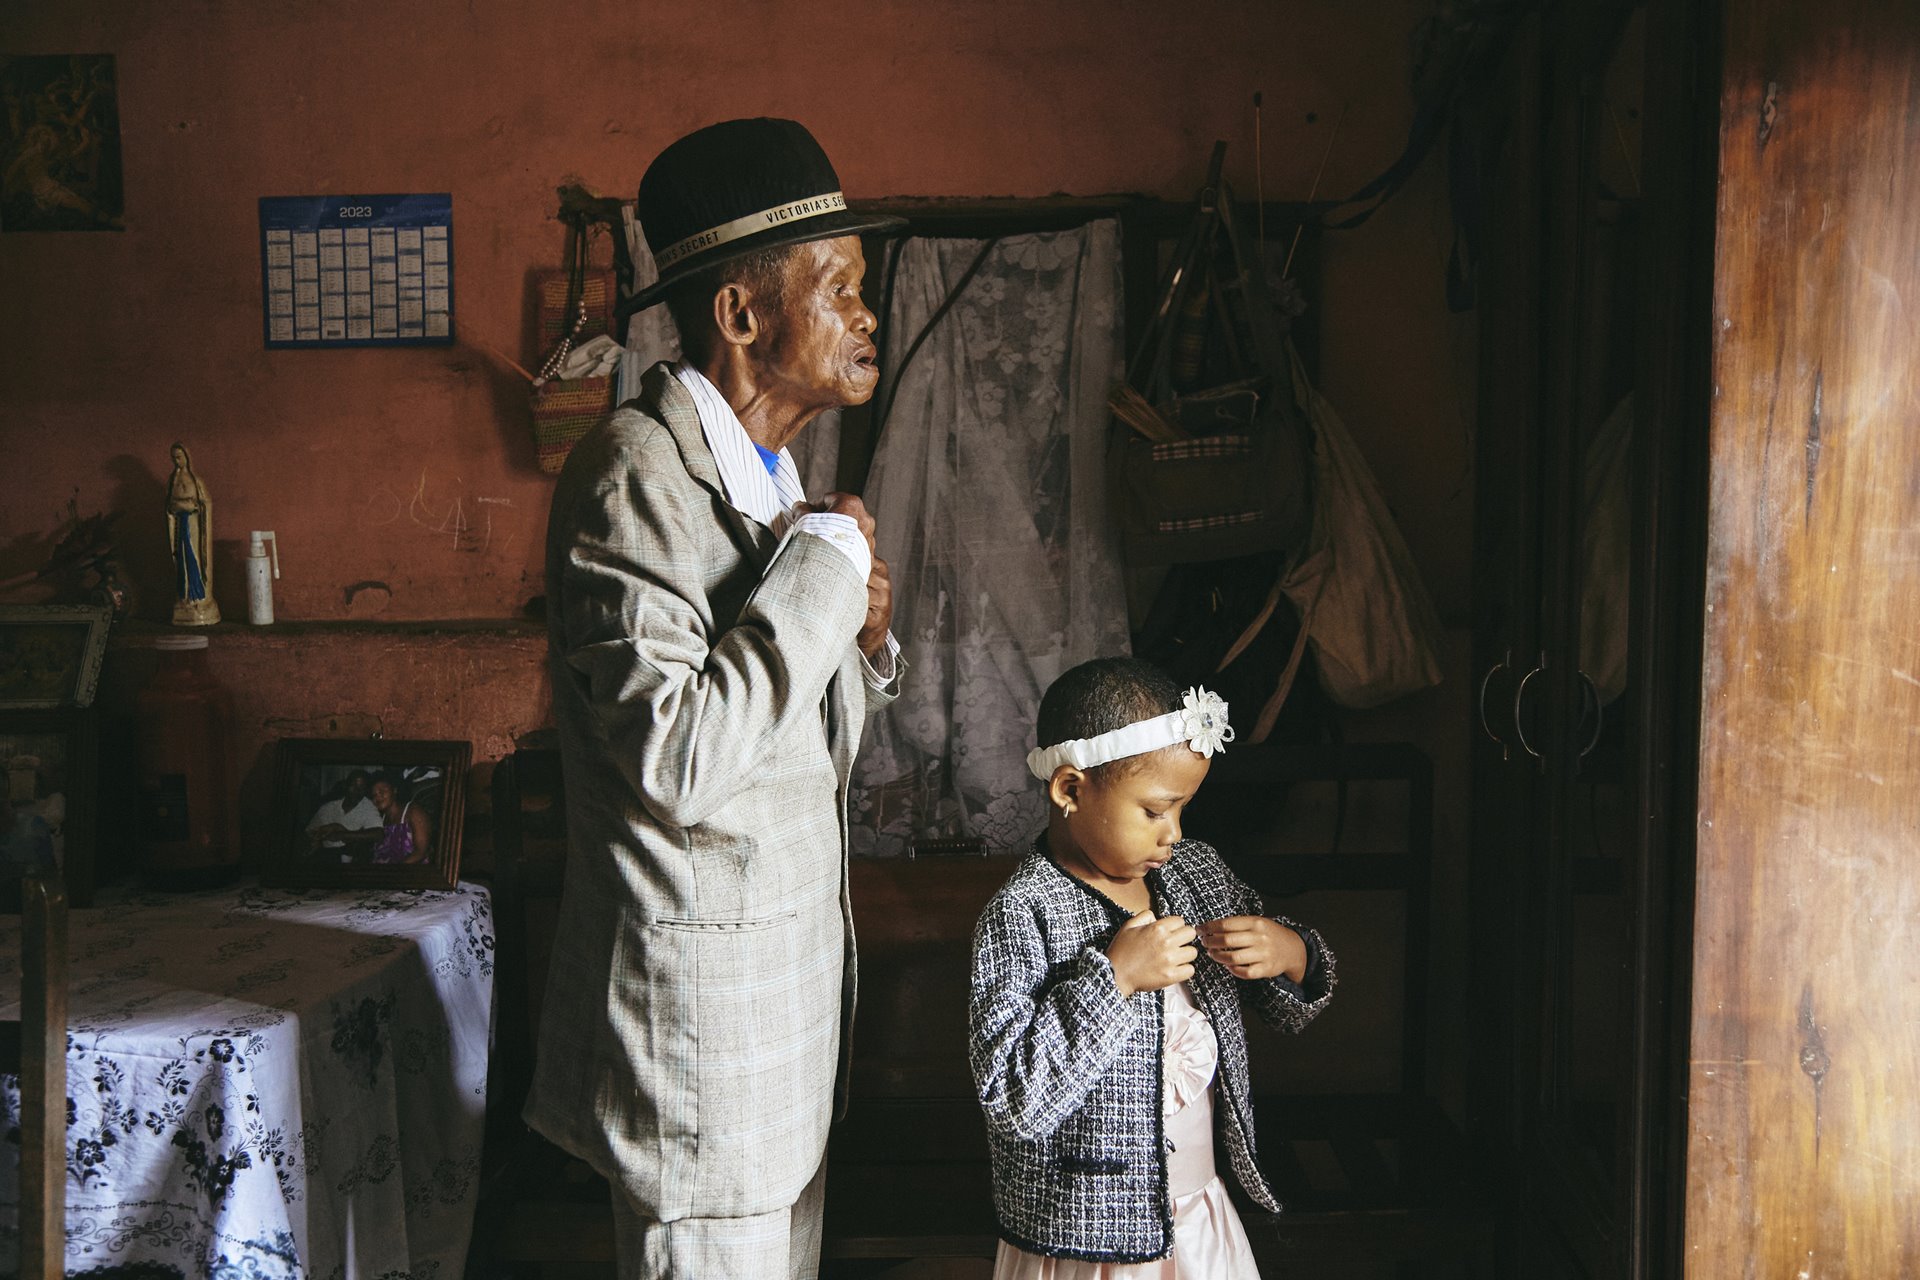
[611,1153,828,1280]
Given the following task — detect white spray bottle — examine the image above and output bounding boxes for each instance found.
[245,530,280,625]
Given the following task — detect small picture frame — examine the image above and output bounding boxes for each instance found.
[0,708,98,906]
[0,604,113,709]
[268,738,470,890]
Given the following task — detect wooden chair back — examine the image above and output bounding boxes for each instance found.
[488,746,566,1126]
[2,866,68,1280]
[475,747,617,1271]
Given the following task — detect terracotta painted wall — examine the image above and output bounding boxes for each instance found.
[2,0,1472,627]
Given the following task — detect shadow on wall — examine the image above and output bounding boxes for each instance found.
[460,260,556,476]
[474,334,546,477]
[0,529,54,588]
[102,452,169,622]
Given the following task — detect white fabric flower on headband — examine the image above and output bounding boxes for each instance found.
[1179,686,1234,757]
[1025,685,1235,780]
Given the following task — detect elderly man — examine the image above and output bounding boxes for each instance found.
[525,119,907,1279]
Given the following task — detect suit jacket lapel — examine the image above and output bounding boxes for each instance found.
[643,362,862,778]
[639,362,777,565]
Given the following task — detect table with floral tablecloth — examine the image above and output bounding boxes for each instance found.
[0,880,494,1280]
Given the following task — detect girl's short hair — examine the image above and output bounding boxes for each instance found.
[1035,657,1183,779]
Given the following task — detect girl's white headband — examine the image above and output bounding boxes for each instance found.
[1026,686,1235,781]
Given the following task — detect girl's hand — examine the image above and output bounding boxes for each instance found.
[1107,910,1198,997]
[1199,916,1308,983]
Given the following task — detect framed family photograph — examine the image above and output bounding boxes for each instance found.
[269,738,470,890]
[0,604,113,709]
[0,707,98,906]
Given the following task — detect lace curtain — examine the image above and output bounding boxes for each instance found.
[845,220,1131,855]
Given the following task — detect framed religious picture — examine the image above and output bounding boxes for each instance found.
[0,54,125,233]
[0,604,113,709]
[0,707,98,906]
[268,738,470,890]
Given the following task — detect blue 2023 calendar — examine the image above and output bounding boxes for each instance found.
[260,194,453,348]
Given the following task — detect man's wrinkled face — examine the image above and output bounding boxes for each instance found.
[757,236,878,410]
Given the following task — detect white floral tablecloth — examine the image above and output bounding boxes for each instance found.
[0,880,494,1280]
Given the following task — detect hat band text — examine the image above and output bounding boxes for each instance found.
[653,191,849,271]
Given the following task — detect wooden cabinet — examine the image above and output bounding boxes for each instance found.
[1469,2,1713,1275]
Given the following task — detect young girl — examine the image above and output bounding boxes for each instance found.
[970,657,1336,1276]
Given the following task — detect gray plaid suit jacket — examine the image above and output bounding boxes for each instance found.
[526,363,895,1222]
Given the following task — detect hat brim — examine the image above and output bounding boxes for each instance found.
[617,210,908,320]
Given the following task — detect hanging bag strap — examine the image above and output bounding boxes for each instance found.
[1137,142,1229,404]
[537,218,591,382]
[1213,177,1295,392]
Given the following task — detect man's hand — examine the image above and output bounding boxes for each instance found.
[860,555,894,658]
[1198,916,1308,983]
[1108,911,1198,997]
[804,492,890,656]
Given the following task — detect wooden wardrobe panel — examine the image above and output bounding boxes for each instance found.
[1690,1,1920,1272]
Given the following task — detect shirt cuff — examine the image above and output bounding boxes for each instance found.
[861,631,903,690]
[793,512,871,581]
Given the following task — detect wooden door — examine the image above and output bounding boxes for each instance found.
[1687,0,1920,1271]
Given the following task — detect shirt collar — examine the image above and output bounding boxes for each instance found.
[672,361,807,529]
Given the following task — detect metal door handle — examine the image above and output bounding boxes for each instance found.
[1513,655,1545,760]
[1478,650,1513,760]
[1577,670,1605,758]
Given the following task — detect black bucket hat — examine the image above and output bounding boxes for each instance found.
[619,117,904,317]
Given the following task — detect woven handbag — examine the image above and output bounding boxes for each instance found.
[1108,148,1314,565]
[530,378,611,474]
[529,219,617,474]
[1110,377,1312,564]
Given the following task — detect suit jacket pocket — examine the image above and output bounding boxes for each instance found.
[651,909,797,932]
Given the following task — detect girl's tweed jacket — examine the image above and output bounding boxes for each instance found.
[969,835,1335,1263]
